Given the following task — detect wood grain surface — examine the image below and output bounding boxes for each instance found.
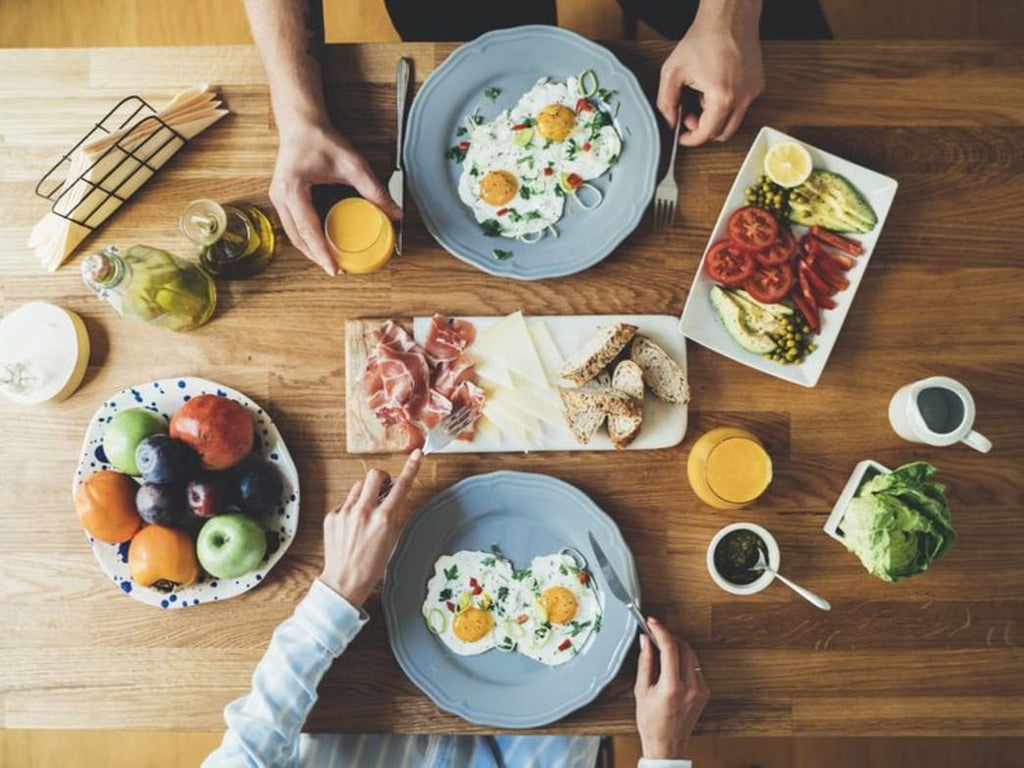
[0,41,1022,736]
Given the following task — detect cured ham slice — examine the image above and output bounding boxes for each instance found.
[359,316,484,451]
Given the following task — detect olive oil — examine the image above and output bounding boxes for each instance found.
[180,199,276,279]
[82,245,216,332]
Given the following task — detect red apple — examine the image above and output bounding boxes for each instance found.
[170,394,254,471]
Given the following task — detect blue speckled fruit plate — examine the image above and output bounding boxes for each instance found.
[72,376,300,609]
[383,471,640,728]
[404,25,660,280]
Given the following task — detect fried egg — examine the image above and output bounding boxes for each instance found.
[422,550,516,656]
[513,552,604,666]
[452,75,621,241]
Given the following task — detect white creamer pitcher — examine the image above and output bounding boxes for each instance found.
[888,375,991,453]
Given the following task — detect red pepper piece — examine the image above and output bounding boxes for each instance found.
[801,258,836,300]
[458,141,470,150]
[578,571,589,585]
[558,639,572,651]
[791,291,820,333]
[511,122,529,131]
[516,614,529,625]
[543,167,554,176]
[446,601,455,612]
[582,141,592,151]
[575,98,593,113]
[809,226,863,255]
[496,208,509,217]
[566,173,583,189]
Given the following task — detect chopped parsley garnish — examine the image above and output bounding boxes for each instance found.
[554,185,565,197]
[445,144,468,163]
[472,111,485,125]
[455,125,468,137]
[520,186,532,200]
[492,248,514,261]
[593,615,602,632]
[543,139,554,150]
[497,586,510,601]
[481,219,503,237]
[484,86,501,101]
[568,620,592,637]
[513,568,532,581]
[566,138,580,160]
[507,208,523,222]
[469,167,479,177]
[438,588,452,601]
[559,565,569,576]
[443,565,459,581]
[596,87,617,102]
[482,556,497,567]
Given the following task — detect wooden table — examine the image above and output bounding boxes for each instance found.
[1,41,1022,736]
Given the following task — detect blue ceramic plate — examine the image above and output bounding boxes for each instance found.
[383,471,640,728]
[72,376,300,609]
[404,25,660,280]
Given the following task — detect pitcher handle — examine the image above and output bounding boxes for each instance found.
[962,429,992,454]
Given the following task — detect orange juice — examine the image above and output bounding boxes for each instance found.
[324,198,394,274]
[687,426,772,509]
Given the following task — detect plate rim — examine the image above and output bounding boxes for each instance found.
[404,24,660,281]
[382,469,640,728]
[71,375,300,609]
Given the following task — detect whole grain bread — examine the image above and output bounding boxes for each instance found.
[559,386,642,419]
[609,360,645,449]
[629,336,690,404]
[558,323,639,386]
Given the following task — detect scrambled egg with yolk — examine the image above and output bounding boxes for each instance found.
[453,606,495,642]
[479,169,519,206]
[535,103,576,142]
[540,585,579,625]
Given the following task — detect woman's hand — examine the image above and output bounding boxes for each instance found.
[656,1,764,146]
[318,450,422,607]
[634,617,711,760]
[270,118,402,275]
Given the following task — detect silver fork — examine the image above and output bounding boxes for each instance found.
[423,406,477,455]
[652,105,682,231]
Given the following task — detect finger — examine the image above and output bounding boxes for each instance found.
[380,448,422,513]
[715,101,750,143]
[647,616,680,683]
[338,478,365,513]
[634,633,655,693]
[357,468,390,509]
[288,191,340,276]
[346,157,402,220]
[679,639,702,691]
[274,200,305,260]
[655,71,682,128]
[683,113,700,132]
[679,96,731,147]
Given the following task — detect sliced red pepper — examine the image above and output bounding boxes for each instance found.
[566,173,583,189]
[516,614,529,625]
[791,291,820,333]
[469,577,479,588]
[511,122,529,131]
[543,166,554,176]
[802,265,837,309]
[558,639,572,651]
[575,98,593,113]
[458,141,470,150]
[496,207,509,217]
[809,226,863,255]
[578,571,590,585]
[582,141,592,151]
[801,258,835,298]
[797,265,818,311]
[446,601,455,612]
[817,263,849,291]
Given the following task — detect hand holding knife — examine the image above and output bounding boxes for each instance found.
[388,57,411,256]
[588,532,659,651]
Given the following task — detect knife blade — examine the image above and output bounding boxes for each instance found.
[389,57,411,256]
[588,532,659,650]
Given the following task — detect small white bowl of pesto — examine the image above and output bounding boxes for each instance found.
[707,522,780,596]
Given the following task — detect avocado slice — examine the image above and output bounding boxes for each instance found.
[730,290,791,335]
[788,169,877,234]
[710,286,777,354]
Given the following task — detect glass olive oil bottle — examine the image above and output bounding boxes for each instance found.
[180,199,276,279]
[81,245,216,332]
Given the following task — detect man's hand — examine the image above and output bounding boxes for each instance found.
[318,450,422,607]
[656,1,764,146]
[270,118,402,276]
[635,617,711,760]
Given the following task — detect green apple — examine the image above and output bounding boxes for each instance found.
[103,408,167,475]
[197,514,267,579]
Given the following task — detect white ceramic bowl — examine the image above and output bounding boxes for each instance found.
[823,459,891,543]
[706,522,780,595]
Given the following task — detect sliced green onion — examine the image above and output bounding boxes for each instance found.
[558,546,589,570]
[496,636,517,652]
[578,69,598,98]
[573,182,603,210]
[517,229,544,244]
[426,608,447,635]
[546,224,559,240]
[505,617,527,639]
[531,625,552,648]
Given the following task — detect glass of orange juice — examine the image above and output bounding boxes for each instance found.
[687,426,773,509]
[324,198,394,274]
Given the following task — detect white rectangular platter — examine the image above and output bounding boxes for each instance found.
[679,125,899,387]
[344,313,688,455]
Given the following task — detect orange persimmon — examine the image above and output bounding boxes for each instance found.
[128,525,199,592]
[74,470,143,544]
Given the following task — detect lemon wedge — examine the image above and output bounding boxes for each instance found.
[764,142,813,188]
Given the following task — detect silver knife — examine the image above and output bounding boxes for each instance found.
[388,57,411,256]
[588,532,659,651]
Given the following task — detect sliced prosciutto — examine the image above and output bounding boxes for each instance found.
[360,316,483,451]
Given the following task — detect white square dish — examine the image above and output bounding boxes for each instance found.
[679,126,899,387]
[823,459,891,543]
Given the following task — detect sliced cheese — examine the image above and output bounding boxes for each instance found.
[473,352,514,389]
[474,310,548,384]
[527,319,566,386]
[483,397,542,445]
[474,415,504,447]
[494,382,565,428]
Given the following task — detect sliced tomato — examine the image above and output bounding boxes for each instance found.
[809,226,863,255]
[744,263,794,304]
[728,206,779,252]
[704,239,756,288]
[754,226,798,267]
[791,292,820,333]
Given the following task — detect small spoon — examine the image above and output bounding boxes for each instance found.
[750,550,831,611]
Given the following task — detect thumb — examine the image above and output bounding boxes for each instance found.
[656,67,683,128]
[346,157,402,220]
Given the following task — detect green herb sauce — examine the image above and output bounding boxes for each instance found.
[714,529,768,585]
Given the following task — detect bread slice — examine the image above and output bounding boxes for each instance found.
[629,336,690,404]
[609,360,645,449]
[566,410,606,445]
[559,323,639,386]
[559,386,642,446]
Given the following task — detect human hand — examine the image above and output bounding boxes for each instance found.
[634,617,711,760]
[318,450,422,607]
[656,2,764,146]
[270,117,402,275]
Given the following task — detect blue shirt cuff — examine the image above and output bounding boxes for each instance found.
[639,759,692,768]
[293,579,369,657]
